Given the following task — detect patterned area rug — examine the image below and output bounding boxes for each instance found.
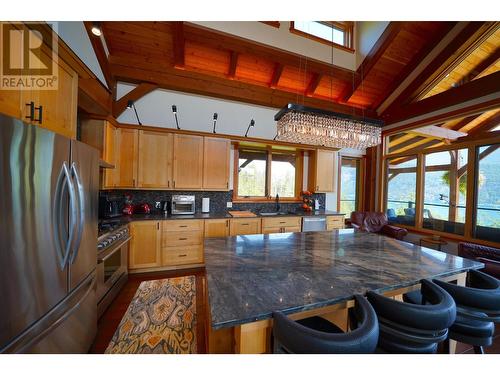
[105,276,197,354]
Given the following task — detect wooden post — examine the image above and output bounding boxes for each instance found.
[448,150,458,222]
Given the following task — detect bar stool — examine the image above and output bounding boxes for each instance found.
[432,270,500,354]
[367,279,456,354]
[272,295,379,354]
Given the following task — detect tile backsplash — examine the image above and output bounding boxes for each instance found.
[100,190,326,214]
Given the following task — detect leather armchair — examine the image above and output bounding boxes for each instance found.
[458,242,500,279]
[351,211,408,241]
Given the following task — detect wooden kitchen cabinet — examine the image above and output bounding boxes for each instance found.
[308,150,335,192]
[116,128,139,188]
[162,220,204,267]
[230,218,262,236]
[327,215,345,230]
[262,216,302,234]
[80,119,118,189]
[0,23,78,138]
[129,221,161,269]
[203,137,230,190]
[204,219,231,238]
[172,134,204,189]
[138,130,173,188]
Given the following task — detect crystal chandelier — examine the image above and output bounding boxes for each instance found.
[275,104,383,149]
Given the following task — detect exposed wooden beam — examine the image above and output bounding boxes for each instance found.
[456,144,499,177]
[83,21,113,89]
[341,22,403,102]
[305,73,322,97]
[269,63,284,89]
[446,114,482,131]
[172,21,185,69]
[384,70,500,126]
[465,111,500,138]
[78,78,112,116]
[183,22,354,82]
[372,22,457,110]
[259,21,280,28]
[112,82,158,118]
[227,51,239,79]
[382,22,497,116]
[109,59,379,119]
[462,46,500,83]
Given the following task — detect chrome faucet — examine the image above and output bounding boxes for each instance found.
[275,194,280,212]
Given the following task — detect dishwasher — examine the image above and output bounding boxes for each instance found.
[302,217,327,232]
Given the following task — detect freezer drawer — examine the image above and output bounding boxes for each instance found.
[2,271,97,353]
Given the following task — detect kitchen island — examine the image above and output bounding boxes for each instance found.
[204,229,483,353]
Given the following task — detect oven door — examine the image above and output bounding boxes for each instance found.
[97,238,129,302]
[172,202,195,214]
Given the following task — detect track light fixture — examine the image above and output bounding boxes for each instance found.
[91,22,102,37]
[172,105,181,129]
[212,113,218,133]
[126,100,142,125]
[244,119,255,137]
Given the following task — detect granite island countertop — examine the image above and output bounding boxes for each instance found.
[204,229,483,330]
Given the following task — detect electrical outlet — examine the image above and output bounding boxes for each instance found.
[226,202,233,208]
[155,201,161,209]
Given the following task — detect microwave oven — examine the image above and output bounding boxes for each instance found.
[171,195,195,215]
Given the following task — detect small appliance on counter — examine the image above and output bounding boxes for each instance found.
[134,203,151,214]
[99,196,122,218]
[202,197,210,213]
[171,195,195,215]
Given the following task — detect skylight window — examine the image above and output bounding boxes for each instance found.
[290,21,354,51]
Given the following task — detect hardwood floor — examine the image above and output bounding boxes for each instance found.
[91,268,499,354]
[90,268,208,354]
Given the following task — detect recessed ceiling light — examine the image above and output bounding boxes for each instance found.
[91,22,102,37]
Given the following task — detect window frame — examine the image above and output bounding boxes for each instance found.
[380,132,500,247]
[233,145,304,203]
[337,156,365,216]
[289,21,355,53]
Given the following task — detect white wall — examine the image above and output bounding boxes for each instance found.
[53,21,108,87]
[355,21,389,69]
[193,21,356,70]
[117,82,279,139]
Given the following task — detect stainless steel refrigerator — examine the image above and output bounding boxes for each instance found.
[0,113,99,353]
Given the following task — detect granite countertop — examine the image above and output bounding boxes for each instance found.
[204,229,483,330]
[105,209,344,223]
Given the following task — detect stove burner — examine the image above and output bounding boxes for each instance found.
[98,225,129,251]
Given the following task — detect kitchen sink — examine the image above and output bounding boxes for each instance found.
[259,212,292,216]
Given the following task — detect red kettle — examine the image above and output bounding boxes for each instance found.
[134,203,151,214]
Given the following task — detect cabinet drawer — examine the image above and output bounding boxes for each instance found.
[262,225,301,234]
[262,216,302,228]
[162,246,203,266]
[162,231,203,247]
[163,219,204,232]
[327,215,344,229]
[229,218,261,236]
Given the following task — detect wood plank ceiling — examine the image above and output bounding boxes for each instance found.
[97,21,460,120]
[387,24,500,156]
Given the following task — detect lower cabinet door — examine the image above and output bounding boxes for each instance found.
[129,221,161,269]
[204,219,230,238]
[162,246,204,266]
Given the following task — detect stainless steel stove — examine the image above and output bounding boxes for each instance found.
[96,223,130,317]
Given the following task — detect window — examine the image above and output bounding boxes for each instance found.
[290,21,354,51]
[339,157,362,216]
[422,150,468,235]
[385,156,418,226]
[236,148,300,200]
[473,144,500,242]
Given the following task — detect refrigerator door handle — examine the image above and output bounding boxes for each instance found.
[69,162,85,264]
[52,162,77,269]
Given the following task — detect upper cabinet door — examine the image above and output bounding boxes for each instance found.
[138,130,173,189]
[203,137,230,190]
[316,150,335,192]
[172,134,203,189]
[116,128,138,188]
